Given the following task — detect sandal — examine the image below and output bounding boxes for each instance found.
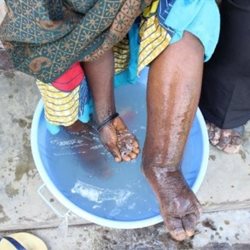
[0,232,47,250]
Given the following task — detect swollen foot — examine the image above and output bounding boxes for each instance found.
[99,116,139,162]
[143,165,201,241]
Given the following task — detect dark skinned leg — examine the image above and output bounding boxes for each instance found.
[81,50,139,162]
[142,32,204,241]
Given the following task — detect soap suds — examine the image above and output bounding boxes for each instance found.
[71,180,133,207]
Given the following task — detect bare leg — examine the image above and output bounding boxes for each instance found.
[142,32,204,241]
[81,50,139,162]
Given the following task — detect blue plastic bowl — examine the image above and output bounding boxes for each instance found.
[31,69,209,229]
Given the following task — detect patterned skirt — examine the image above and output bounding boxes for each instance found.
[0,0,220,131]
[35,0,172,131]
[0,0,155,83]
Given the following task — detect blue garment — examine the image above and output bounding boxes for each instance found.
[114,22,141,86]
[157,0,176,36]
[115,0,220,86]
[162,0,220,61]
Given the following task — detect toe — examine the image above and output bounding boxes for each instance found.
[128,151,137,159]
[123,156,131,162]
[223,144,241,154]
[108,144,122,162]
[131,139,139,154]
[127,136,140,154]
[132,141,140,154]
[210,125,221,146]
[217,129,243,154]
[216,130,233,151]
[182,213,198,237]
[170,230,187,242]
[133,146,139,154]
[231,135,242,146]
[115,156,122,162]
[118,138,139,161]
[165,216,187,241]
[132,139,139,149]
[121,150,132,162]
[224,132,243,154]
[206,123,214,141]
[129,141,139,158]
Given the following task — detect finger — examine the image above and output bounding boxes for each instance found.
[182,213,198,237]
[165,216,187,242]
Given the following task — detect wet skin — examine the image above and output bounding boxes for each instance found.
[72,31,203,241]
[142,32,204,241]
[81,51,139,162]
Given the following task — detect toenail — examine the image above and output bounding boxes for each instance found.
[121,151,128,157]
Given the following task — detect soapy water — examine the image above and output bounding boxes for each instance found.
[49,132,109,158]
[33,73,206,223]
[71,180,134,207]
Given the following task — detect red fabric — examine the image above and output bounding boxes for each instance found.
[52,62,84,91]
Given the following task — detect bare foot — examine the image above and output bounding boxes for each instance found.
[64,118,139,162]
[207,122,244,154]
[143,165,201,241]
[66,120,90,133]
[99,116,140,162]
[81,50,139,162]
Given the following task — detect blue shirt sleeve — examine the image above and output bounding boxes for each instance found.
[164,0,220,61]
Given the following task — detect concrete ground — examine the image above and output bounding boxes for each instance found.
[1,4,250,249]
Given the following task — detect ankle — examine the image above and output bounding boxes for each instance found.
[97,112,119,131]
[94,107,116,124]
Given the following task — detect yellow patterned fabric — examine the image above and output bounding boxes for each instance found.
[113,0,171,74]
[36,80,80,126]
[113,37,130,74]
[138,0,171,72]
[36,0,171,127]
[142,0,159,17]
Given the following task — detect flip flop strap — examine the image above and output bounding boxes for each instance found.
[2,236,27,250]
[97,112,119,131]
